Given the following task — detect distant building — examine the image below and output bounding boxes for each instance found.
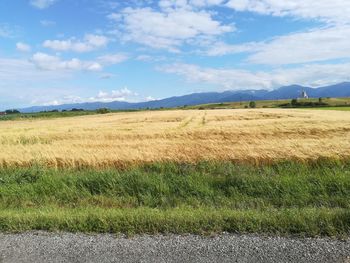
[0,112,6,116]
[301,90,309,99]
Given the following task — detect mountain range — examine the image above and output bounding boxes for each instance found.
[20,82,350,113]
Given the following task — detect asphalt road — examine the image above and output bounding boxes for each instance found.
[1,232,349,263]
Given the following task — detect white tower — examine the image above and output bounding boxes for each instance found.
[301,90,308,99]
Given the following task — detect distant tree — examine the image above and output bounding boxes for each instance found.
[96,108,110,114]
[244,105,249,109]
[319,97,323,103]
[5,109,20,114]
[249,101,256,108]
[291,99,298,106]
[71,108,84,112]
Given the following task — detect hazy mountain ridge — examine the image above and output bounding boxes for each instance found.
[20,82,350,113]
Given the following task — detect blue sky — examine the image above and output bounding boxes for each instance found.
[1,0,350,109]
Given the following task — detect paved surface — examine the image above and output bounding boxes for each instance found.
[0,232,350,263]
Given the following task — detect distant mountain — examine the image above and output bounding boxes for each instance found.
[20,82,350,113]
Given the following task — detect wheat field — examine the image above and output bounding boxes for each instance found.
[0,109,349,167]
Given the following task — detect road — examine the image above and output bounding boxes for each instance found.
[1,232,349,263]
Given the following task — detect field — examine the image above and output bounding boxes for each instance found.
[1,108,350,236]
[1,109,350,168]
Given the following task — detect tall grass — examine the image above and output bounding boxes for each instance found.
[0,161,349,236]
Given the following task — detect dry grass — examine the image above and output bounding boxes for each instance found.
[0,108,349,168]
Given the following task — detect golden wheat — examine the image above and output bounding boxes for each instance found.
[0,109,349,167]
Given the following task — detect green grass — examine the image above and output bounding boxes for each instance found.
[308,107,350,111]
[0,111,97,121]
[188,97,350,110]
[0,161,349,236]
[0,109,144,121]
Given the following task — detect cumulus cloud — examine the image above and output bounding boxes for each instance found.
[0,57,70,109]
[108,7,233,52]
[205,41,261,56]
[246,26,350,65]
[43,34,109,53]
[158,0,225,10]
[92,87,138,102]
[160,63,350,90]
[97,53,128,65]
[40,87,140,106]
[206,25,350,65]
[16,42,31,52]
[31,53,102,71]
[30,0,57,9]
[226,0,350,24]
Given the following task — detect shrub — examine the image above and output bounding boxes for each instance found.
[249,101,256,108]
[96,108,111,114]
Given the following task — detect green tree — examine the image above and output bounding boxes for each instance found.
[249,101,256,108]
[96,108,111,114]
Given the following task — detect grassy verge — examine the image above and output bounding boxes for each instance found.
[0,161,349,236]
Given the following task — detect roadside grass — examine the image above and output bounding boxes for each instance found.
[1,207,348,237]
[0,161,349,237]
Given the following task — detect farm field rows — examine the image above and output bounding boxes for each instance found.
[0,109,350,168]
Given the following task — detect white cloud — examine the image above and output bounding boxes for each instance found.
[16,42,31,52]
[0,57,66,83]
[31,53,103,72]
[145,96,156,101]
[225,0,350,24]
[108,7,233,52]
[97,53,128,65]
[30,0,57,9]
[99,73,116,79]
[205,41,261,56]
[247,25,350,65]
[40,20,56,27]
[135,55,166,62]
[43,34,109,53]
[160,63,350,90]
[0,57,70,109]
[206,25,350,65]
[93,87,138,102]
[40,87,139,105]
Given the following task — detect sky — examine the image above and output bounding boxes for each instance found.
[1,0,350,109]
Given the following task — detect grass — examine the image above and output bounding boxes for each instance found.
[188,97,350,110]
[1,109,350,167]
[0,161,349,236]
[0,111,97,121]
[309,107,350,111]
